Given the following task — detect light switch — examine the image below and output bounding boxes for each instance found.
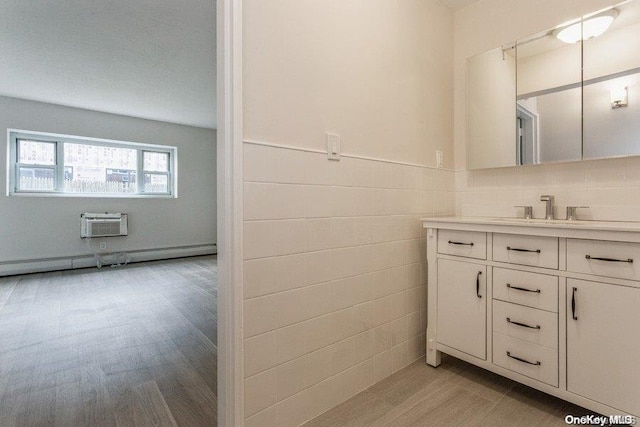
[436,150,444,168]
[326,133,341,161]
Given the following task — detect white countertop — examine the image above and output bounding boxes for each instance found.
[421,216,640,233]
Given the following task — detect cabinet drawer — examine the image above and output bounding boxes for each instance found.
[493,332,558,387]
[493,268,558,312]
[493,300,557,349]
[438,230,486,260]
[567,239,640,282]
[493,234,558,269]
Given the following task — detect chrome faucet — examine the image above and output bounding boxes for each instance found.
[540,195,555,220]
[514,205,533,219]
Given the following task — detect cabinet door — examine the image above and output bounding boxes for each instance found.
[567,279,640,416]
[437,259,486,360]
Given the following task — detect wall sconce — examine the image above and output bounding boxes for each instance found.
[611,86,628,109]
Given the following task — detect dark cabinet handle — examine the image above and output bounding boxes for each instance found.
[476,271,482,299]
[507,351,541,366]
[506,283,541,293]
[571,287,578,320]
[449,240,474,246]
[507,246,541,253]
[506,317,541,330]
[585,255,633,263]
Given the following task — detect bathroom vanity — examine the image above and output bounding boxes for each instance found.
[423,217,640,418]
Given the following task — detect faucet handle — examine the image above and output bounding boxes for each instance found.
[514,205,533,219]
[566,206,589,221]
[540,194,554,201]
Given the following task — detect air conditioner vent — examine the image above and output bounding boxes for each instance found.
[81,213,128,238]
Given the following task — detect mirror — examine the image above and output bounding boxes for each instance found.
[583,1,640,159]
[466,0,640,169]
[516,29,582,165]
[466,47,516,170]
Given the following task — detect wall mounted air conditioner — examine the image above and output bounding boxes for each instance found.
[81,213,128,238]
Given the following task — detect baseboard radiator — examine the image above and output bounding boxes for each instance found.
[0,244,217,277]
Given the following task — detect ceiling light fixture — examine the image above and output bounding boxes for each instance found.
[554,9,618,44]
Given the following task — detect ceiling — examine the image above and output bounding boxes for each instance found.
[441,0,479,10]
[0,1,216,129]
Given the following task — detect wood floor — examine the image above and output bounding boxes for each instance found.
[0,255,218,427]
[304,354,597,427]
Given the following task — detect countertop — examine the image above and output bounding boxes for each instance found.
[420,216,640,240]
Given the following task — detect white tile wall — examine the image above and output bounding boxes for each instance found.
[243,141,635,424]
[456,156,640,221]
[243,142,455,424]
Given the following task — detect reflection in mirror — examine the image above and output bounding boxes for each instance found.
[516,28,582,165]
[583,0,640,160]
[466,47,516,170]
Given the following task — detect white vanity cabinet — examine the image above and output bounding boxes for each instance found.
[423,218,640,419]
[567,279,640,416]
[437,259,486,360]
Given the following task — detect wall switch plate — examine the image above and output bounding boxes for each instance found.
[99,241,107,250]
[326,133,341,161]
[436,150,444,168]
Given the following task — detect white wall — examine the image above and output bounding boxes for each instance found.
[0,96,217,264]
[243,0,453,168]
[242,145,453,425]
[241,0,455,425]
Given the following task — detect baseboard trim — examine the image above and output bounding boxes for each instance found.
[0,244,217,277]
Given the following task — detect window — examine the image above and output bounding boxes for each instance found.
[8,130,177,197]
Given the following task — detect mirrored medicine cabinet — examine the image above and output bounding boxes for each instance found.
[466,0,640,170]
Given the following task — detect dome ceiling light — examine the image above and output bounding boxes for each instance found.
[554,9,619,44]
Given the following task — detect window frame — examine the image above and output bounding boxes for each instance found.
[14,138,60,193]
[7,129,177,198]
[141,150,173,195]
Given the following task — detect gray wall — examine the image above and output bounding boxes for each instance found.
[0,96,216,262]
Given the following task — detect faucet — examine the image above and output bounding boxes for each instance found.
[540,195,555,220]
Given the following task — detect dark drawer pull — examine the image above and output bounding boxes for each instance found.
[506,317,540,330]
[585,255,633,264]
[448,240,474,246]
[506,283,541,293]
[506,351,541,366]
[507,246,541,253]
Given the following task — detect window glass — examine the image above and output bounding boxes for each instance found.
[10,131,175,197]
[144,173,169,193]
[18,139,56,165]
[64,143,138,193]
[143,151,169,172]
[18,167,55,191]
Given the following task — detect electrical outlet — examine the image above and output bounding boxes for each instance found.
[436,150,444,168]
[99,241,107,250]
